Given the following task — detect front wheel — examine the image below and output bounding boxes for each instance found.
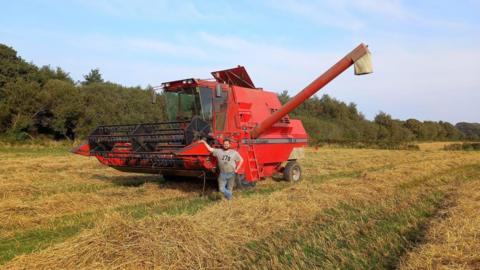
[284,161,302,182]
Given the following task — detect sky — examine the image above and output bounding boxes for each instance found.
[1,0,479,123]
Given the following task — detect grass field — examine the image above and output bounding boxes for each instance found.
[0,143,479,269]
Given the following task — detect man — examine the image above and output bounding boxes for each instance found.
[200,138,243,200]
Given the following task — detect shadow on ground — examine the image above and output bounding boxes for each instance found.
[92,174,219,193]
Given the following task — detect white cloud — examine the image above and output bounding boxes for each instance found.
[76,0,182,20]
[127,38,206,58]
[267,0,474,33]
[267,0,365,30]
[76,0,209,21]
[347,0,409,18]
[199,32,253,51]
[265,0,416,31]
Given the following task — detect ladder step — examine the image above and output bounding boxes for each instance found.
[247,145,262,179]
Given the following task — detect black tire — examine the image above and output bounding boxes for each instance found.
[284,161,302,182]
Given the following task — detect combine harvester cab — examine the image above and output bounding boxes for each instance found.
[74,43,372,183]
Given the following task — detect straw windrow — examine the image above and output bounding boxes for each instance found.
[1,145,479,269]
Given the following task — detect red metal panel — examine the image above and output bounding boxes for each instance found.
[71,143,90,156]
[232,86,285,126]
[175,141,211,156]
[211,66,255,88]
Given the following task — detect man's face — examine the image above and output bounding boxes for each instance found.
[222,140,230,150]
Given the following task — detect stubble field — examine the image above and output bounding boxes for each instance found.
[0,143,479,269]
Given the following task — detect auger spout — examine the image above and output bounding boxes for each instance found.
[250,43,372,139]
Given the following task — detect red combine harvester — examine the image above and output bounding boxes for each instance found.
[74,43,372,183]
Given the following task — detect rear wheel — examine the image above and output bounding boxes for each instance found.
[284,161,302,182]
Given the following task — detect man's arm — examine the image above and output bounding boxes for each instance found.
[235,153,244,173]
[199,139,214,153]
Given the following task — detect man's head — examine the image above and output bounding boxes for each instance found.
[222,138,231,150]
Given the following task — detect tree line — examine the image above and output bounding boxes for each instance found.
[0,44,165,141]
[278,91,478,145]
[0,43,479,144]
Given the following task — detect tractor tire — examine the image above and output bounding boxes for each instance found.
[284,161,302,182]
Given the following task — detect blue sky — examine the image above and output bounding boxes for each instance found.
[1,0,479,123]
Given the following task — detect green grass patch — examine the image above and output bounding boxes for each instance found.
[239,164,480,269]
[0,160,408,264]
[0,195,218,265]
[0,179,303,265]
[397,164,480,191]
[3,161,478,267]
[0,214,95,265]
[314,163,395,182]
[241,191,447,269]
[120,196,220,219]
[0,145,71,157]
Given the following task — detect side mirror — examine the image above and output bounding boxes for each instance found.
[215,84,222,97]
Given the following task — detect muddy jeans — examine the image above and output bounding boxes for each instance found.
[218,172,235,200]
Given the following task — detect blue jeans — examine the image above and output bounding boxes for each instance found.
[218,172,235,200]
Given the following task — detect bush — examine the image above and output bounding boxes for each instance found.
[444,143,480,151]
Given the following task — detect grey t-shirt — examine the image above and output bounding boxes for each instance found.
[212,149,242,173]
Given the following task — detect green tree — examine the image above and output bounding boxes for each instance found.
[0,44,39,89]
[374,112,413,144]
[39,80,82,139]
[404,118,423,139]
[1,79,43,135]
[82,68,104,85]
[278,90,290,105]
[456,122,480,140]
[38,65,73,85]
